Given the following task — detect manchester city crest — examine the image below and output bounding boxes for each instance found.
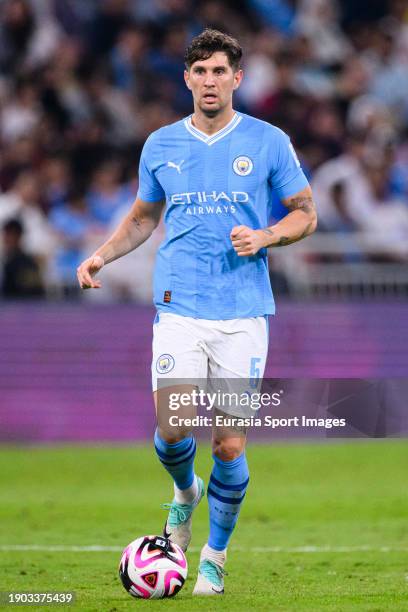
[156,354,175,374]
[233,155,253,176]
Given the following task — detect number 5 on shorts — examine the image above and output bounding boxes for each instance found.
[249,357,262,389]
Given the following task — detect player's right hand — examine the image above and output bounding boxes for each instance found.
[77,255,104,289]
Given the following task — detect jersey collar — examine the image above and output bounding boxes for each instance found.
[184,112,242,146]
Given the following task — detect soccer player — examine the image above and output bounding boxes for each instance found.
[77,29,317,595]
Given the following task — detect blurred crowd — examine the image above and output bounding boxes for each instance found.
[1,0,408,300]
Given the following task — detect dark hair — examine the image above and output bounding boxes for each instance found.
[3,218,24,237]
[184,29,242,71]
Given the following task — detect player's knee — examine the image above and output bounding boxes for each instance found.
[157,426,191,444]
[212,438,246,461]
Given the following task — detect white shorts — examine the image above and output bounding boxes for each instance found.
[152,312,268,392]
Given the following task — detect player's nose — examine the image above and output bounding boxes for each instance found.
[203,73,216,86]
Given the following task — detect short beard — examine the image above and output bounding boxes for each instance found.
[199,102,222,119]
[202,108,219,118]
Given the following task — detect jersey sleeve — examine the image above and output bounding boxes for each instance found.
[269,128,309,199]
[136,134,165,202]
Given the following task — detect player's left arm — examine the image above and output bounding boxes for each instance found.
[231,185,317,257]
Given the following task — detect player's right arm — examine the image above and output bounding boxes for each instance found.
[77,197,164,289]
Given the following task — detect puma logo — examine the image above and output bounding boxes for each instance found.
[167,160,184,174]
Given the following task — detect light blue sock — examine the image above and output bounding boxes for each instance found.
[207,453,249,551]
[154,429,196,490]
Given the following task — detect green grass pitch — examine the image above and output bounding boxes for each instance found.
[0,441,407,611]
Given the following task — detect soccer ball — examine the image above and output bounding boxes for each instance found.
[118,535,188,599]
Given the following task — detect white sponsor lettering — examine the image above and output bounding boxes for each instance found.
[232,192,248,203]
[185,204,237,215]
[170,191,248,205]
[214,191,230,202]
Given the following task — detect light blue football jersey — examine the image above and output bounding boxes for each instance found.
[137,112,309,319]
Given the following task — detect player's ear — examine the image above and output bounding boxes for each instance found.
[184,70,192,90]
[233,69,243,90]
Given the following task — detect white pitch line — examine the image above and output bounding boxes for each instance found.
[0,545,407,553]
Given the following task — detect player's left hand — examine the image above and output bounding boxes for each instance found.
[230,225,266,257]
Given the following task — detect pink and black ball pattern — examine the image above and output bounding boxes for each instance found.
[119,535,187,599]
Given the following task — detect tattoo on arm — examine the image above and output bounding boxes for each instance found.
[131,214,142,227]
[264,222,314,248]
[261,228,300,247]
[286,196,315,215]
[275,223,313,246]
[131,213,146,236]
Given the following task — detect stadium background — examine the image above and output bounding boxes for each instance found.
[0,1,407,609]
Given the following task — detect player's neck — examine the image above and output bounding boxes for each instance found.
[191,107,236,136]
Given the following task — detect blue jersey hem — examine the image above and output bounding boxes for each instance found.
[155,304,276,320]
